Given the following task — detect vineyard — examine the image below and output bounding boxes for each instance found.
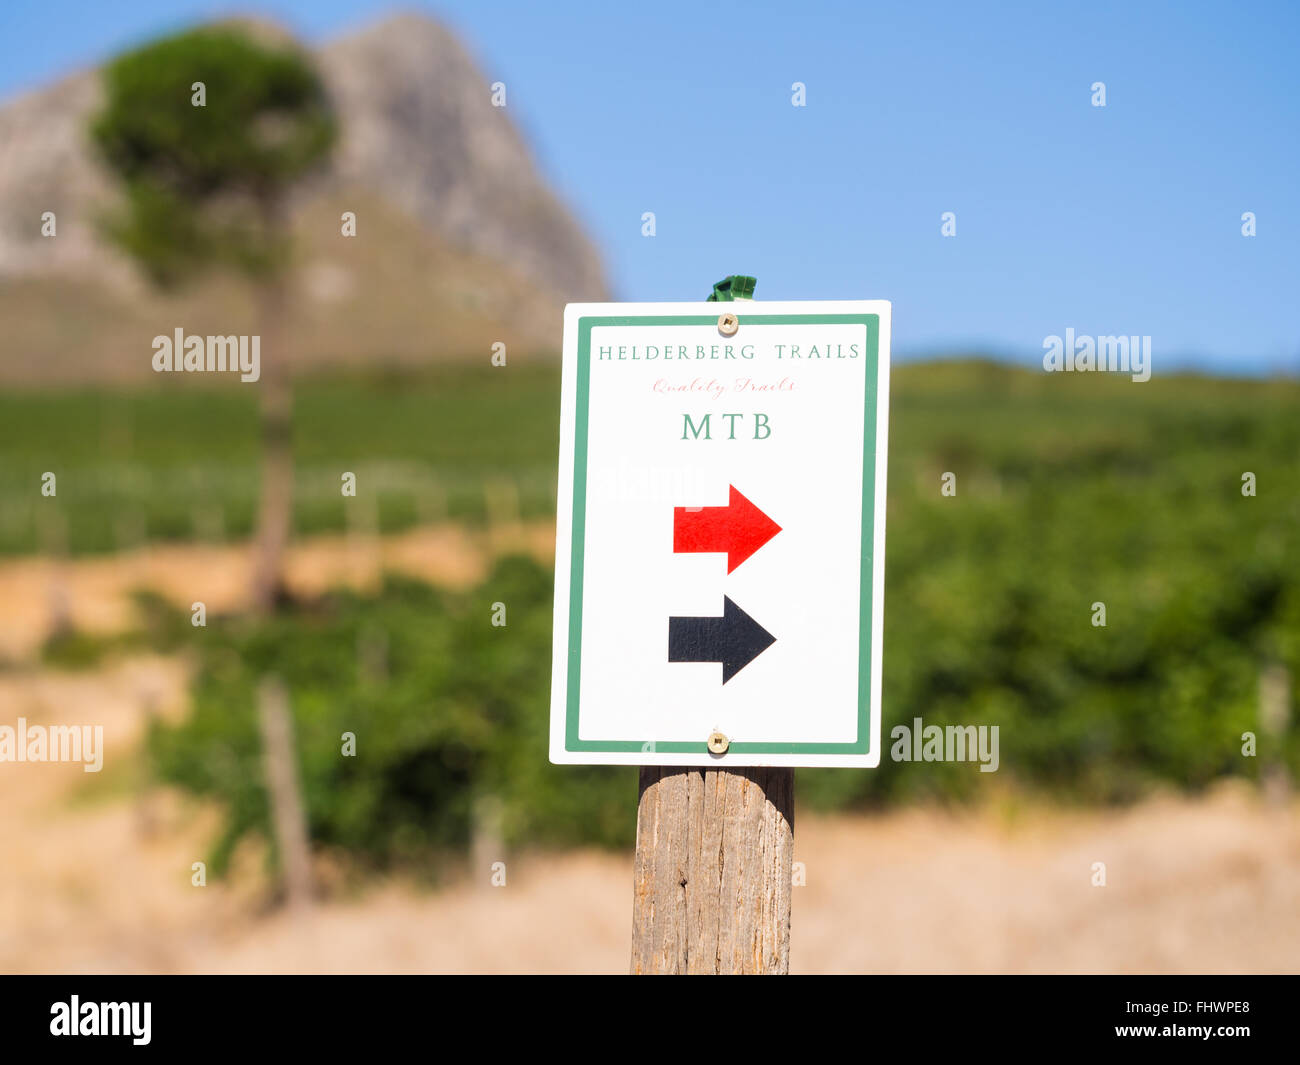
[11,359,1295,870]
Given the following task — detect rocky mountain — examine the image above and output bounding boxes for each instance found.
[319,14,604,303]
[0,12,607,382]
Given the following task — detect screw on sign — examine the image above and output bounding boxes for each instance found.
[550,277,892,973]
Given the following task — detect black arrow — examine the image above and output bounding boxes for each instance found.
[668,596,776,684]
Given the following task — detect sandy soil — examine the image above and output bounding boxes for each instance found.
[0,520,555,661]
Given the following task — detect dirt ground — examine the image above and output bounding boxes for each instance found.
[1,530,1297,974]
[1,659,1296,974]
[0,520,555,661]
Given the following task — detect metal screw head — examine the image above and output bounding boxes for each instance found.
[717,312,739,337]
[707,730,730,755]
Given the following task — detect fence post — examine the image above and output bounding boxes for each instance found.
[631,766,794,974]
[470,794,505,893]
[629,278,795,975]
[38,504,72,638]
[1259,662,1292,804]
[345,480,381,592]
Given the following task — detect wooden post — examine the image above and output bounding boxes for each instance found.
[345,482,381,592]
[134,682,161,839]
[632,766,794,974]
[629,277,795,975]
[38,504,72,638]
[470,794,505,893]
[1259,662,1292,804]
[257,676,314,910]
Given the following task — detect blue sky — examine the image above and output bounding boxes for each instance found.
[2,0,1297,374]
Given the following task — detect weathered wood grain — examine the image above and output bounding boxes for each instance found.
[631,767,794,974]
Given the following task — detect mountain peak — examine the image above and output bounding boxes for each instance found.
[0,10,606,378]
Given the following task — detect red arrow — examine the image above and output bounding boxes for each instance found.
[673,485,782,573]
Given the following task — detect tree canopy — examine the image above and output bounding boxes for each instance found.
[92,25,336,286]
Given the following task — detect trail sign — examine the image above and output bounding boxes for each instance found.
[549,300,891,768]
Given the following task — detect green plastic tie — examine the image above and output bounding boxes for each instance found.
[707,275,757,302]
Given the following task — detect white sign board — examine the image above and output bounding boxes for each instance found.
[549,300,891,767]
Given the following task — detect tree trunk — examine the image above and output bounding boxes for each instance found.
[257,675,314,909]
[249,271,293,613]
[631,766,794,974]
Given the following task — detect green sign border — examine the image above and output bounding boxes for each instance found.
[563,312,881,756]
